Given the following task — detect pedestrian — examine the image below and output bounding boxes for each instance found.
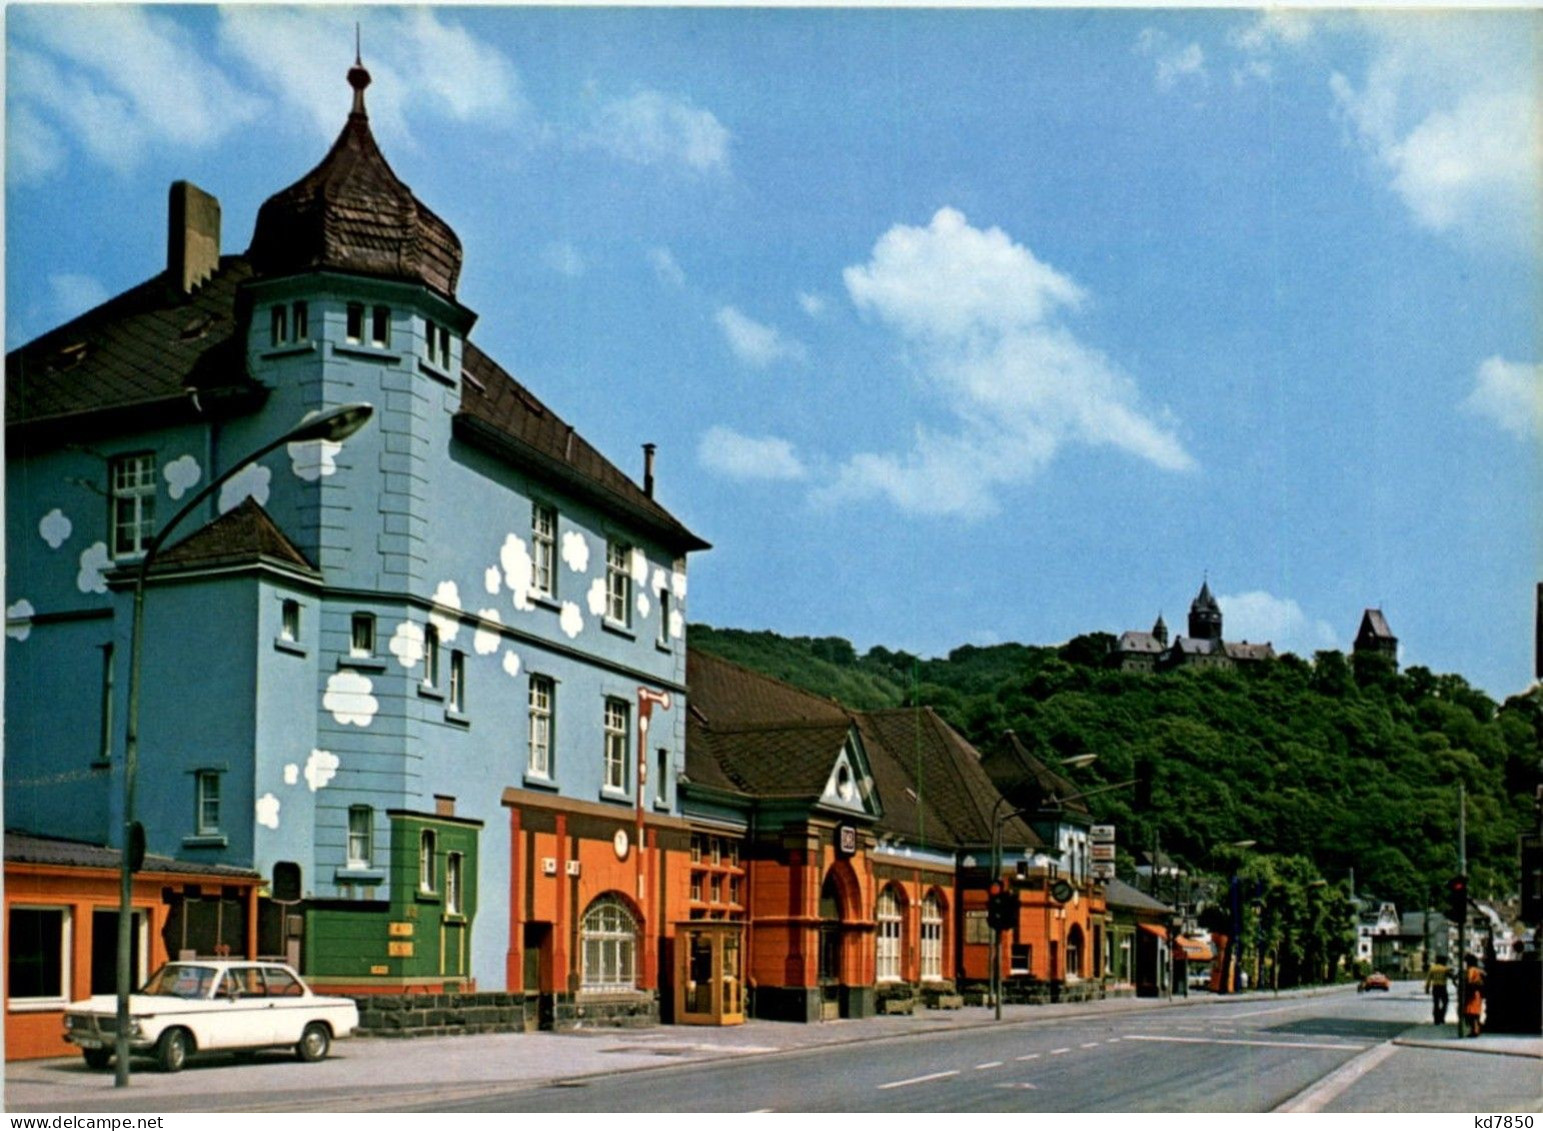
[1461,954,1484,1037]
[1425,955,1450,1024]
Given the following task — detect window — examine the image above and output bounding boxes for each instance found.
[446,853,464,916]
[527,675,553,777]
[97,643,114,763]
[270,304,287,346]
[270,302,307,345]
[8,907,70,1004]
[292,301,308,341]
[603,698,629,792]
[605,541,631,625]
[876,887,902,982]
[654,748,668,805]
[658,591,671,647]
[710,874,724,904]
[580,895,637,991]
[423,624,440,687]
[921,892,944,981]
[728,875,743,906]
[690,835,703,864]
[418,830,437,892]
[1011,944,1032,976]
[195,771,221,835]
[448,651,465,713]
[110,453,156,558]
[347,806,372,869]
[690,873,703,902]
[350,613,375,657]
[280,599,300,643]
[531,504,556,598]
[371,305,391,348]
[425,320,452,370]
[345,302,364,343]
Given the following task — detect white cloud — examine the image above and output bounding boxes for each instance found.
[474,609,503,655]
[218,463,271,513]
[797,292,827,318]
[1217,590,1339,655]
[430,580,462,643]
[698,425,807,481]
[48,274,108,321]
[283,763,299,786]
[824,208,1193,518]
[389,620,426,669]
[500,533,535,611]
[6,599,36,642]
[559,601,584,639]
[1136,29,1207,91]
[287,412,343,482]
[561,531,590,574]
[629,548,649,585]
[502,650,522,679]
[323,671,377,727]
[304,748,340,792]
[255,793,281,830]
[671,568,688,600]
[1462,356,1541,440]
[218,8,527,149]
[8,9,263,178]
[1229,8,1317,81]
[649,247,686,288]
[543,242,586,278]
[715,306,806,368]
[586,577,609,617]
[586,88,730,173]
[39,509,72,550]
[164,455,202,501]
[76,542,110,594]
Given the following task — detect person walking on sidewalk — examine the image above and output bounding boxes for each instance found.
[1425,956,1450,1024]
[1461,954,1484,1037]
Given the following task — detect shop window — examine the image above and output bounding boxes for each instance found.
[8,906,71,1005]
[580,895,637,992]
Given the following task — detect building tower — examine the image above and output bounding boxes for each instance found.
[1188,580,1223,642]
[1353,609,1399,669]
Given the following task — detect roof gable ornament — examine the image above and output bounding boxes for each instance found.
[349,25,370,117]
[818,732,880,817]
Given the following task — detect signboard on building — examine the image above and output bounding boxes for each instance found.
[837,824,858,856]
[1092,862,1116,881]
[1092,843,1116,862]
[1091,824,1115,842]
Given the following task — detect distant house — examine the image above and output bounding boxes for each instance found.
[1353,609,1399,669]
[1113,582,1277,673]
[1356,899,1402,970]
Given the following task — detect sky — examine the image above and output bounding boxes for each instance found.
[6,5,1540,698]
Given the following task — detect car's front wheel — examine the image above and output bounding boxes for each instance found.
[295,1022,330,1063]
[82,1048,111,1070]
[157,1028,192,1073]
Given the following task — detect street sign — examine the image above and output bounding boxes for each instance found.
[1092,862,1116,880]
[1091,843,1116,861]
[1091,824,1115,842]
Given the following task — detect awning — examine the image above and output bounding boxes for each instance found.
[1176,936,1215,961]
[1138,923,1168,941]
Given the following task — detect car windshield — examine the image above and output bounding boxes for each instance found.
[139,964,218,999]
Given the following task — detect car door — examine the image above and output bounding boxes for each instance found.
[209,968,275,1050]
[261,966,308,1045]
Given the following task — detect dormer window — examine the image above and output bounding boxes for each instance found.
[269,302,309,347]
[346,303,364,343]
[371,305,391,348]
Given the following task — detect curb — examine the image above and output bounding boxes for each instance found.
[1391,1037,1543,1060]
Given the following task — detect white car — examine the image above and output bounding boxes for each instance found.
[63,960,359,1072]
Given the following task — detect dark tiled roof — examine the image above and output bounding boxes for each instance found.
[1104,877,1172,914]
[693,719,857,800]
[980,732,1092,817]
[1224,641,1277,662]
[152,498,318,575]
[1170,636,1222,656]
[4,832,260,880]
[1118,631,1164,655]
[686,649,848,729]
[247,70,461,300]
[6,258,263,435]
[856,708,1041,850]
[457,343,709,555]
[1359,609,1396,641]
[1192,581,1219,612]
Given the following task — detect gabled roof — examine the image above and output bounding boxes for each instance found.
[150,498,318,576]
[5,831,259,880]
[1104,877,1172,914]
[980,731,1092,817]
[1358,609,1396,641]
[1170,635,1223,656]
[1117,631,1165,655]
[1224,641,1277,662]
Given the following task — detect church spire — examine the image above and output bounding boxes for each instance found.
[348,26,371,117]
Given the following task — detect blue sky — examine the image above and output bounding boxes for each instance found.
[7,6,1539,697]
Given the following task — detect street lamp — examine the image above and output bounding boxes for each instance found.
[114,404,373,1086]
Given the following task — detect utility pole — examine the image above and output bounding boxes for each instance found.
[1457,782,1467,1039]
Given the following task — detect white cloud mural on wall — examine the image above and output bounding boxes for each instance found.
[389,620,425,668]
[283,763,299,786]
[323,670,378,726]
[559,602,584,639]
[430,580,462,642]
[502,650,522,678]
[586,577,608,617]
[669,609,684,639]
[218,462,271,512]
[164,454,202,500]
[474,609,502,655]
[637,591,651,620]
[484,566,501,595]
[561,530,590,573]
[630,548,648,584]
[6,599,36,641]
[500,533,535,610]
[287,411,343,481]
[651,567,668,595]
[39,508,72,549]
[77,542,110,594]
[256,793,281,829]
[304,748,340,791]
[671,568,688,599]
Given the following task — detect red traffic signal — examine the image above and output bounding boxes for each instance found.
[1446,874,1468,921]
[986,888,1018,931]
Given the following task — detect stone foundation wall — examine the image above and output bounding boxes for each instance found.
[353,991,539,1037]
[550,990,659,1030]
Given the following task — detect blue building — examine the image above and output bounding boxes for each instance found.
[5,60,707,997]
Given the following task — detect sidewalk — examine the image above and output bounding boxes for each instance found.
[1392,1022,1543,1060]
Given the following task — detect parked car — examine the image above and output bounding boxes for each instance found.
[63,960,359,1072]
[1359,971,1391,992]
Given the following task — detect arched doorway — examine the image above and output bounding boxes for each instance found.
[1066,923,1085,980]
[817,874,844,1019]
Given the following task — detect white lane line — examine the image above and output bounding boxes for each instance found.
[878,1070,960,1090]
[1080,1042,1101,1049]
[1123,1034,1366,1052]
[1225,1003,1320,1020]
[996,1083,1039,1090]
[1274,1042,1400,1114]
[1015,1053,1040,1061]
[975,1061,1004,1070]
[1050,1047,1071,1055]
[1106,1038,1122,1043]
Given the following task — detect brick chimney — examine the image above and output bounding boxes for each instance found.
[167,181,220,294]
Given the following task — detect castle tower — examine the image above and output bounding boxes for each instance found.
[1188,580,1223,642]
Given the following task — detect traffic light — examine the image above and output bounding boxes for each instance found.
[986,884,1018,931]
[1446,874,1468,924]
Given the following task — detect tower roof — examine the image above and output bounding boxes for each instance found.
[247,60,463,299]
[1192,580,1219,613]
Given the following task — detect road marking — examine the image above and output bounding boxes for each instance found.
[1080,1042,1101,1049]
[878,1070,960,1090]
[975,1061,1003,1070]
[995,1083,1039,1090]
[1274,1041,1400,1113]
[1106,1038,1121,1043]
[1124,1034,1366,1052]
[1015,1053,1040,1061]
[1050,1047,1071,1055]
[1224,1003,1319,1020]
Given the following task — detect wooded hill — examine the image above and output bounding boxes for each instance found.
[690,624,1541,912]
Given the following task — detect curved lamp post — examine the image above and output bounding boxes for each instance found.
[114,403,373,1086]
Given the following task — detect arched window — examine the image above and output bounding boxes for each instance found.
[1066,923,1085,979]
[581,895,638,991]
[875,886,903,983]
[920,891,945,982]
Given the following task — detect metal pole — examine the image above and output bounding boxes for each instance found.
[991,796,1005,1022]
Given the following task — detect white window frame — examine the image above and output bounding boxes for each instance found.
[448,651,465,713]
[920,891,944,982]
[419,830,437,893]
[7,905,72,1009]
[876,887,903,983]
[423,624,440,688]
[350,613,376,658]
[291,301,309,341]
[270,304,288,347]
[110,453,156,559]
[194,770,221,835]
[446,852,464,916]
[603,698,629,793]
[280,599,301,643]
[346,806,373,869]
[605,541,631,626]
[580,895,637,992]
[532,504,556,598]
[527,675,554,777]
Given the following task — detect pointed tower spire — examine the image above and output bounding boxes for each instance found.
[348,27,371,117]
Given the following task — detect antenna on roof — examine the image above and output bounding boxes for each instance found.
[348,23,371,117]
